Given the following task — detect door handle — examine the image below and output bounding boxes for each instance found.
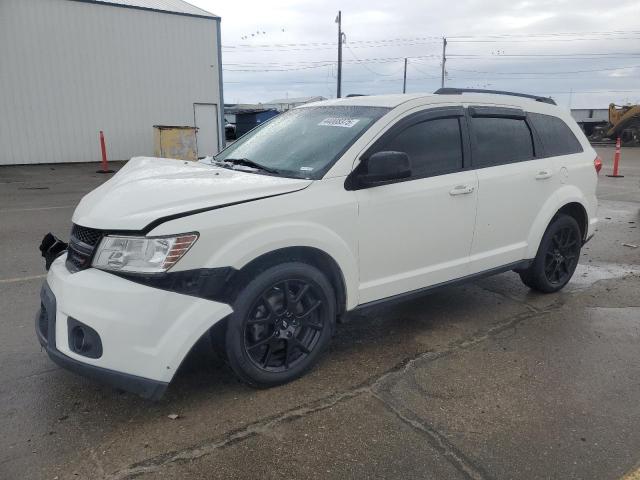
[449,184,475,196]
[535,170,553,180]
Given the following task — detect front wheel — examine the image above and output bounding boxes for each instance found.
[223,262,335,388]
[519,214,582,293]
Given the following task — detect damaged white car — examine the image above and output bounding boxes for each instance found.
[37,89,598,399]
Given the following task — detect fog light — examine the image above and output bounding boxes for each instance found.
[71,327,88,352]
[67,318,103,359]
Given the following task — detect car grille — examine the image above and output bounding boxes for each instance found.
[66,224,104,273]
[71,224,103,246]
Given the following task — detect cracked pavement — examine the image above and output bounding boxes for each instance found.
[1,146,639,479]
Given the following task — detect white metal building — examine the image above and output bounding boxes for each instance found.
[0,0,224,165]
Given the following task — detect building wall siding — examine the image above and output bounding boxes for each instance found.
[0,0,221,164]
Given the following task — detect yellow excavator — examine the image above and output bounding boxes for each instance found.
[590,103,640,146]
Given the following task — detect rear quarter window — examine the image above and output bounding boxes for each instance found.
[528,113,583,157]
[471,116,535,167]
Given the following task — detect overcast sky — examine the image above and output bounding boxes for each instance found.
[190,0,640,108]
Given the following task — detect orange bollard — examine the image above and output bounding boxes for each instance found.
[96,130,114,174]
[606,136,624,178]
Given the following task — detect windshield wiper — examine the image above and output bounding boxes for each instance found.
[222,158,280,175]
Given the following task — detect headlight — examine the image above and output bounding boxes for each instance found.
[92,233,198,274]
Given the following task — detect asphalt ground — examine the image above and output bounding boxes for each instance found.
[0,146,639,480]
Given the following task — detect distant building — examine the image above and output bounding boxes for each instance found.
[224,104,265,125]
[570,109,609,136]
[1,0,224,165]
[224,97,327,124]
[570,109,609,123]
[264,96,327,112]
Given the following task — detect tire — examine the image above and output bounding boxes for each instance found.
[223,262,336,388]
[209,319,228,362]
[519,214,582,293]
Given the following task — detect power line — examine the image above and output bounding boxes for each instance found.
[221,28,640,101]
[224,75,640,93]
[224,55,441,72]
[224,56,425,66]
[447,65,640,75]
[447,30,640,38]
[343,44,405,76]
[222,36,443,49]
[225,52,640,65]
[449,36,640,43]
[221,30,640,51]
[221,43,443,54]
[223,59,639,75]
[221,39,640,53]
[530,89,640,94]
[448,52,640,57]
[408,61,440,77]
[224,63,334,72]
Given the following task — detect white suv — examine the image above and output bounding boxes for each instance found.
[37,89,599,399]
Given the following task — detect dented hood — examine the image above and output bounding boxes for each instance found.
[73,157,311,231]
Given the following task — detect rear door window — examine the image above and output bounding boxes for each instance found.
[381,117,463,178]
[470,116,535,167]
[528,113,583,156]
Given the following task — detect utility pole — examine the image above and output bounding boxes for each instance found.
[336,11,343,98]
[440,37,447,88]
[402,58,408,93]
[568,88,573,109]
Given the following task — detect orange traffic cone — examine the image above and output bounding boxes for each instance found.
[606,136,624,178]
[96,130,114,174]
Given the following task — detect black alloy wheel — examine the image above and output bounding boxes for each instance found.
[222,262,335,387]
[244,279,325,372]
[519,213,582,293]
[543,226,580,285]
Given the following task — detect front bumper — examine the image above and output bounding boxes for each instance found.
[36,255,233,399]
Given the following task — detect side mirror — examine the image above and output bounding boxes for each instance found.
[358,151,411,187]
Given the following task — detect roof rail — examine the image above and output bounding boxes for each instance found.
[434,88,556,105]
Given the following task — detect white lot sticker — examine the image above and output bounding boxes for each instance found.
[300,166,314,171]
[318,117,360,128]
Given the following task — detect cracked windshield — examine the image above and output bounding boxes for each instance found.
[215,106,390,178]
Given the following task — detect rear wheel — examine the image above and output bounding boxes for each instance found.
[223,262,335,387]
[519,214,582,293]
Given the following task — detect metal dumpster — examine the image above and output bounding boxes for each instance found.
[153,125,197,161]
[235,109,279,137]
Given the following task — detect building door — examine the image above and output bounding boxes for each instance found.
[194,103,220,158]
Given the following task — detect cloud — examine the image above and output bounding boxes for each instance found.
[494,13,557,30]
[608,68,637,77]
[192,0,640,107]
